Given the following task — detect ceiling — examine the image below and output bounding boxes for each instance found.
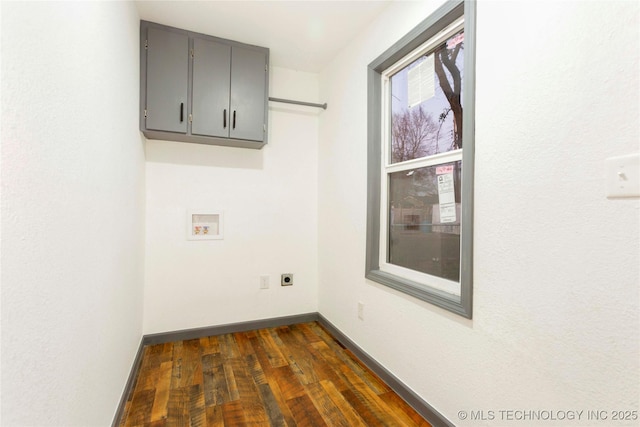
[134,0,392,73]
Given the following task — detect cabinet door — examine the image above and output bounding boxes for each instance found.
[145,27,189,133]
[191,37,231,138]
[229,47,267,142]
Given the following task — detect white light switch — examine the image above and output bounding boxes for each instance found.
[606,153,640,198]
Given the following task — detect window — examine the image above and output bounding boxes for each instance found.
[366,0,475,318]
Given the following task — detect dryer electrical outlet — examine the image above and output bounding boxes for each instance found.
[281,274,293,286]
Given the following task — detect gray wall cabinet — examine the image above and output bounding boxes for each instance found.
[140,21,269,149]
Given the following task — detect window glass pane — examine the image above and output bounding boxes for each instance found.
[388,161,461,281]
[390,30,464,163]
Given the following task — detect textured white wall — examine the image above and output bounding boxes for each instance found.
[319,1,639,425]
[143,67,319,334]
[1,2,145,425]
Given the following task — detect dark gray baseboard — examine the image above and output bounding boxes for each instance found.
[317,314,454,427]
[112,312,453,427]
[143,312,320,345]
[111,339,146,427]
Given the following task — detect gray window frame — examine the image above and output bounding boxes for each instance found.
[365,0,476,318]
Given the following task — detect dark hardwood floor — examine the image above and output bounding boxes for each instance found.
[118,321,430,426]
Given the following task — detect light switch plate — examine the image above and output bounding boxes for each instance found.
[606,153,640,198]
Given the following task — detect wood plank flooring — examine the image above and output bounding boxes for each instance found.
[118,321,431,427]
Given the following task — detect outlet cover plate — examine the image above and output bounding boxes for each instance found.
[281,274,293,286]
[260,275,270,289]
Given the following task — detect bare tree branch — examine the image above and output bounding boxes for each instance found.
[392,105,438,163]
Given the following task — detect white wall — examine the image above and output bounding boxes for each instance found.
[143,67,319,334]
[1,2,145,425]
[319,1,639,425]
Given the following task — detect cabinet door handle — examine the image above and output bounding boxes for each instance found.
[223,109,227,128]
[233,110,236,129]
[180,103,184,123]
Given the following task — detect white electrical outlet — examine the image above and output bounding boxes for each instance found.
[260,275,270,289]
[358,302,364,320]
